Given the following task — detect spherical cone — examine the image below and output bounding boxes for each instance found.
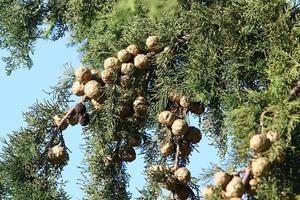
[117,104,132,119]
[160,142,175,156]
[146,36,160,50]
[126,44,140,56]
[179,96,192,108]
[121,63,136,75]
[101,68,117,84]
[91,68,104,84]
[266,130,280,142]
[189,102,205,115]
[134,54,148,70]
[214,170,232,189]
[91,99,102,110]
[158,111,176,126]
[168,92,181,103]
[179,141,192,156]
[184,126,202,144]
[171,119,189,136]
[250,134,271,153]
[174,167,191,184]
[174,185,191,200]
[67,111,78,126]
[128,131,142,147]
[53,115,68,130]
[133,96,146,115]
[133,96,145,107]
[117,49,132,63]
[72,81,85,96]
[251,157,270,177]
[225,176,243,198]
[249,178,259,190]
[84,80,102,99]
[202,186,214,199]
[119,147,136,162]
[118,75,132,88]
[79,113,90,126]
[163,175,178,191]
[276,150,286,163]
[74,103,86,115]
[104,57,120,70]
[47,144,68,164]
[75,66,92,84]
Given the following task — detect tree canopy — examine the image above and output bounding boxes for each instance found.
[0,0,299,199]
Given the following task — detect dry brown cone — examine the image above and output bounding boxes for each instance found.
[72,81,85,96]
[67,111,79,126]
[126,44,140,56]
[117,104,132,119]
[146,36,160,50]
[78,113,90,126]
[174,184,191,200]
[84,80,102,99]
[103,155,114,167]
[104,57,120,71]
[266,130,280,142]
[184,126,202,144]
[202,186,214,199]
[179,141,192,156]
[250,134,271,153]
[179,96,192,108]
[276,150,286,163]
[189,102,205,115]
[214,170,233,189]
[117,49,132,63]
[158,111,176,127]
[133,96,147,115]
[47,144,68,165]
[119,146,136,162]
[163,175,178,191]
[160,142,175,156]
[121,63,136,75]
[75,66,92,84]
[118,75,132,88]
[174,167,191,184]
[168,92,181,103]
[251,157,270,177]
[53,114,68,130]
[101,68,117,84]
[171,119,189,136]
[225,175,243,198]
[127,131,142,147]
[134,54,148,70]
[91,99,102,110]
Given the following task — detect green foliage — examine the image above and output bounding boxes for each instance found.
[0,0,300,199]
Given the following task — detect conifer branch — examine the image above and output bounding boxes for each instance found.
[173,143,180,170]
[56,95,88,129]
[41,95,88,157]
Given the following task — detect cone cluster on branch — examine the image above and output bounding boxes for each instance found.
[158,110,202,158]
[247,128,284,195]
[202,170,243,200]
[146,92,205,199]
[168,92,205,115]
[147,165,192,200]
[53,103,90,131]
[47,143,68,165]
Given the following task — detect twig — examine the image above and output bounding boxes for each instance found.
[41,95,88,157]
[173,143,180,170]
[57,95,87,129]
[242,167,251,186]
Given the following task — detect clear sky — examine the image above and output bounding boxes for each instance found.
[0,36,219,199]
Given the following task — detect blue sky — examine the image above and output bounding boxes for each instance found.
[0,36,219,199]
